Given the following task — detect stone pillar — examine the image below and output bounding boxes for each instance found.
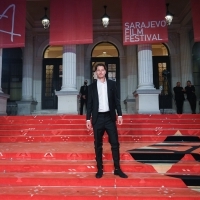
[170,53,181,113]
[16,32,37,115]
[33,57,43,111]
[137,44,154,89]
[133,44,161,114]
[0,48,10,115]
[180,29,194,113]
[76,45,85,88]
[125,46,137,113]
[127,46,137,96]
[0,48,3,94]
[76,45,85,114]
[180,28,193,86]
[56,45,78,114]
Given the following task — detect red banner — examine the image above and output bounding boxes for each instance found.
[122,0,168,45]
[191,0,200,42]
[50,0,93,45]
[0,0,26,48]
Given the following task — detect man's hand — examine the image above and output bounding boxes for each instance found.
[117,116,123,125]
[86,120,92,129]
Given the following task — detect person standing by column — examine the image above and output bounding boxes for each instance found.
[185,80,197,114]
[79,80,88,115]
[86,63,128,179]
[173,82,185,114]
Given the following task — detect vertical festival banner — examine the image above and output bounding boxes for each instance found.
[122,0,168,45]
[191,0,200,42]
[50,0,93,45]
[0,0,26,48]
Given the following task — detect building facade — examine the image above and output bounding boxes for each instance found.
[0,0,199,115]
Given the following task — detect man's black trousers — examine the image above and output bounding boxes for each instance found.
[92,111,120,170]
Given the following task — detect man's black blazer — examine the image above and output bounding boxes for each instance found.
[86,79,122,125]
[79,85,88,99]
[185,85,196,100]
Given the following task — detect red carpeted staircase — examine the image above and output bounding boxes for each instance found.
[0,114,200,200]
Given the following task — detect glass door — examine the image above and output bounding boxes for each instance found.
[42,58,62,109]
[153,56,172,110]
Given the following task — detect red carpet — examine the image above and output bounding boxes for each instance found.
[0,114,200,199]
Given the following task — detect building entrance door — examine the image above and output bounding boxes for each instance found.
[153,56,172,110]
[42,58,62,109]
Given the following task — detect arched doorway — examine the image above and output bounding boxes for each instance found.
[91,42,120,97]
[42,46,63,109]
[192,42,200,100]
[152,43,172,110]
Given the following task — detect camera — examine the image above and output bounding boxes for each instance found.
[162,70,170,77]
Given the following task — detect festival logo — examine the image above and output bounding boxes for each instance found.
[122,0,168,45]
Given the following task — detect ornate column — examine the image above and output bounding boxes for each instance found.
[76,45,85,114]
[137,45,154,89]
[22,34,33,100]
[180,28,193,113]
[0,48,2,93]
[61,45,77,91]
[0,48,10,115]
[56,45,78,114]
[125,45,137,113]
[180,28,193,85]
[76,45,85,89]
[133,44,161,114]
[16,31,37,115]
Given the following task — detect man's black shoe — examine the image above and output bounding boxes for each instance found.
[95,169,103,178]
[114,169,128,178]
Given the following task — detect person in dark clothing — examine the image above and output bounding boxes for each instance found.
[79,80,88,115]
[86,63,128,179]
[173,82,185,114]
[185,80,196,114]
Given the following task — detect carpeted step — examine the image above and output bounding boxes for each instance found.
[0,159,199,175]
[0,134,200,143]
[1,115,200,127]
[0,129,199,136]
[0,141,199,161]
[0,172,189,187]
[1,114,200,121]
[0,186,200,200]
[0,134,178,143]
[1,123,200,130]
[1,117,200,125]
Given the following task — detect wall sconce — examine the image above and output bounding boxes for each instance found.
[41,7,50,29]
[101,5,110,28]
[165,3,173,26]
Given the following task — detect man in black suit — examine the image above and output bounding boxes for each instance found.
[185,80,197,114]
[173,82,185,114]
[79,80,88,115]
[86,63,128,179]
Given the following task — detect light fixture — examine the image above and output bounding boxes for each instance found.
[101,5,110,28]
[41,7,50,29]
[165,3,173,26]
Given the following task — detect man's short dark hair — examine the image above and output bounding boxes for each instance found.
[94,63,107,71]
